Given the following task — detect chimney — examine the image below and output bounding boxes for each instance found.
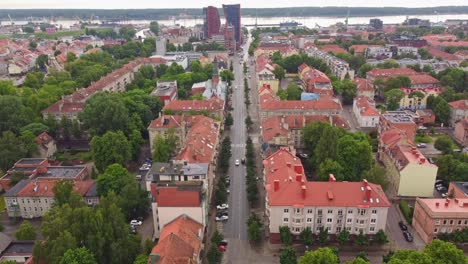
[329,174,336,182]
[286,162,291,168]
[294,164,303,174]
[365,186,372,202]
[274,180,280,191]
[435,202,439,207]
[363,179,368,187]
[444,202,449,207]
[296,174,302,182]
[419,158,426,163]
[301,185,307,199]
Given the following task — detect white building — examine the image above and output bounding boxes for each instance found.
[353,95,380,128]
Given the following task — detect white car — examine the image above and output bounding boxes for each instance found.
[215,215,229,221]
[235,160,240,166]
[135,175,142,180]
[130,220,142,226]
[217,203,229,210]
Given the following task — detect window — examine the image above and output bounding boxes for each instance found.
[328,209,333,214]
[443,220,447,225]
[360,220,364,224]
[346,227,351,231]
[347,218,352,223]
[348,209,353,214]
[435,219,440,225]
[317,218,322,224]
[45,199,48,204]
[449,220,454,225]
[371,219,376,223]
[295,228,300,232]
[336,227,342,232]
[327,227,331,232]
[337,219,342,224]
[434,228,438,233]
[192,175,200,180]
[327,218,332,223]
[359,209,366,216]
[338,210,343,216]
[372,209,377,214]
[284,209,289,213]
[465,220,468,225]
[318,209,322,215]
[27,199,30,204]
[448,228,453,233]
[316,227,321,231]
[355,228,358,232]
[307,218,312,223]
[307,209,313,214]
[34,207,37,212]
[458,220,462,225]
[295,208,301,214]
[295,219,301,223]
[370,227,375,232]
[283,218,289,223]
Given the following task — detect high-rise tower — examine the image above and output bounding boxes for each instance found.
[222,4,241,49]
[203,6,221,39]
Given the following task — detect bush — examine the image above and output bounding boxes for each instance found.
[415,135,432,143]
[399,200,413,224]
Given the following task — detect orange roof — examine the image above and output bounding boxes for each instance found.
[148,115,183,130]
[353,77,373,92]
[261,116,289,142]
[426,47,460,61]
[349,44,382,54]
[380,128,405,146]
[367,68,418,78]
[417,197,468,214]
[175,116,220,163]
[149,214,203,264]
[17,180,94,197]
[151,183,201,207]
[36,132,54,146]
[320,44,348,54]
[355,96,379,117]
[163,97,224,112]
[408,74,440,85]
[388,144,435,170]
[260,93,342,112]
[264,148,390,207]
[449,100,468,110]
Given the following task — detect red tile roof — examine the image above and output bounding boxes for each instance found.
[388,144,435,169]
[367,68,418,78]
[320,44,348,54]
[17,180,94,197]
[449,100,468,110]
[260,93,342,112]
[353,78,373,92]
[36,132,54,146]
[349,45,382,54]
[163,97,224,112]
[151,183,201,207]
[355,96,379,117]
[408,74,440,86]
[264,148,390,207]
[261,117,289,142]
[148,115,183,130]
[426,47,460,61]
[149,214,203,264]
[175,116,220,163]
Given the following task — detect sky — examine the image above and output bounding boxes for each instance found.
[0,0,466,9]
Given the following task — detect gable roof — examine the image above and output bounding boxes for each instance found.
[151,183,201,207]
[449,100,468,110]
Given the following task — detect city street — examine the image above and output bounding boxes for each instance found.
[222,35,278,264]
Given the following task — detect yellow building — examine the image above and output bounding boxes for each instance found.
[399,87,441,110]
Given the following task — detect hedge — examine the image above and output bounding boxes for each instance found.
[399,200,413,224]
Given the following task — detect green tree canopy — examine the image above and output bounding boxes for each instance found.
[90,131,132,172]
[286,82,302,100]
[280,226,293,245]
[280,247,298,264]
[149,21,159,35]
[60,247,97,264]
[298,248,340,264]
[273,65,286,80]
[434,135,454,154]
[384,89,405,111]
[15,220,36,240]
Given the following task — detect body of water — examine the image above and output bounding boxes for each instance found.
[3,13,468,29]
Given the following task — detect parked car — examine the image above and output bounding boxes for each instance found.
[225,177,231,185]
[398,221,408,231]
[139,164,150,170]
[436,186,448,193]
[130,220,142,226]
[217,204,229,210]
[403,230,413,242]
[218,240,228,246]
[416,143,427,148]
[235,159,240,166]
[241,158,245,164]
[215,214,229,221]
[135,175,142,180]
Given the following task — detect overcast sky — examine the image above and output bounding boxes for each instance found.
[0,0,466,9]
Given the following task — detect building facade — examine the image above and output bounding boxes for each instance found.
[353,96,380,128]
[203,6,221,39]
[449,100,468,127]
[222,4,241,49]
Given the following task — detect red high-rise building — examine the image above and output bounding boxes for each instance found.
[203,6,221,39]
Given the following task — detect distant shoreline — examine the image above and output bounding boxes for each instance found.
[1,6,468,21]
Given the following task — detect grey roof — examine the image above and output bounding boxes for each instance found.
[452,182,468,197]
[15,158,46,165]
[4,179,30,197]
[38,166,86,179]
[151,162,208,176]
[1,241,35,256]
[0,232,12,255]
[85,182,98,197]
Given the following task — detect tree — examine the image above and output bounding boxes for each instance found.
[53,180,84,208]
[67,52,77,63]
[119,26,136,40]
[36,54,49,70]
[247,219,262,241]
[318,159,344,181]
[133,255,149,264]
[15,220,36,240]
[20,123,49,136]
[333,79,357,105]
[336,135,372,182]
[384,89,405,111]
[152,134,171,162]
[225,113,233,128]
[298,227,314,247]
[318,227,329,245]
[90,131,132,172]
[362,165,389,191]
[384,76,411,92]
[220,70,234,85]
[337,229,350,245]
[0,95,32,134]
[149,21,159,35]
[433,99,450,125]
[298,248,340,264]
[354,231,369,246]
[273,65,286,80]
[0,131,37,171]
[279,226,293,246]
[207,245,222,264]
[418,48,432,60]
[60,247,97,264]
[345,258,369,264]
[23,26,34,33]
[387,239,467,264]
[434,135,453,154]
[280,247,298,264]
[211,229,224,245]
[375,229,388,245]
[286,83,302,100]
[29,41,38,49]
[277,89,288,100]
[96,164,132,196]
[358,64,374,77]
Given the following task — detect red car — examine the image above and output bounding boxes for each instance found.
[218,245,226,252]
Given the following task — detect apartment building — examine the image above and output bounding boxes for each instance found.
[412,198,468,243]
[353,96,380,128]
[42,57,166,120]
[257,55,280,93]
[163,97,225,119]
[454,119,468,146]
[4,179,98,219]
[151,80,178,106]
[448,182,468,199]
[399,87,441,110]
[305,46,354,80]
[259,88,342,121]
[379,111,418,141]
[449,100,468,127]
[150,181,206,239]
[264,149,390,243]
[353,78,375,100]
[298,64,333,95]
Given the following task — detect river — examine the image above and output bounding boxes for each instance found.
[3,13,468,29]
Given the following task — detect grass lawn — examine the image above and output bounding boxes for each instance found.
[415,135,433,143]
